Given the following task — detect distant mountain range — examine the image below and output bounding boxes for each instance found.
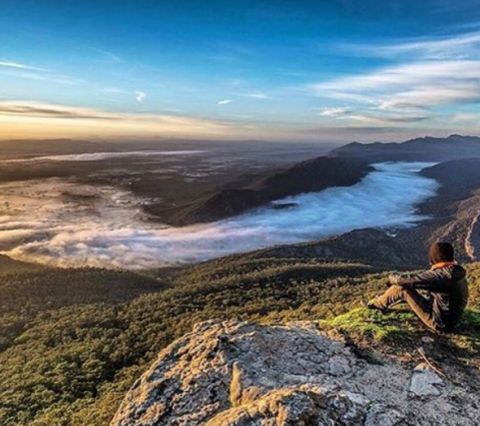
[331,134,480,162]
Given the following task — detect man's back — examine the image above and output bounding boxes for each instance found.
[394,263,468,327]
[429,264,468,326]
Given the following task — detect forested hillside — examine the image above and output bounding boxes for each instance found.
[0,255,479,425]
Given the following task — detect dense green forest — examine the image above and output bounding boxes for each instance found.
[0,254,479,425]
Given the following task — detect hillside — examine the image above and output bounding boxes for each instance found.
[421,158,480,195]
[407,159,480,262]
[0,253,478,425]
[159,157,371,225]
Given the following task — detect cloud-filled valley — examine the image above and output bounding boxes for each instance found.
[0,162,438,269]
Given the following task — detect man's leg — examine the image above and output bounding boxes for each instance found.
[369,286,444,331]
[371,285,406,310]
[401,289,444,332]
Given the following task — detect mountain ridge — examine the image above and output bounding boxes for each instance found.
[331,134,480,162]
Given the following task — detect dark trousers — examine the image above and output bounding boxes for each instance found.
[375,285,445,332]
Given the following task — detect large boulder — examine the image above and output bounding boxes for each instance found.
[111,320,480,425]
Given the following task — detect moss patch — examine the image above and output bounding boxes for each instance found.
[320,307,417,341]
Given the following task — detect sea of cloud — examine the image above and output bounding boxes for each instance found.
[0,162,438,269]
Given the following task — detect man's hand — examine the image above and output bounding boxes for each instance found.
[387,274,401,287]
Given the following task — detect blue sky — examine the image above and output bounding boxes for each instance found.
[2,0,480,142]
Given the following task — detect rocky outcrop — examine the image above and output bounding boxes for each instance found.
[409,363,444,398]
[111,320,480,425]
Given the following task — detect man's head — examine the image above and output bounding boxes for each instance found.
[429,242,454,265]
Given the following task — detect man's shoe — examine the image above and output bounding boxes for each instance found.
[366,298,388,314]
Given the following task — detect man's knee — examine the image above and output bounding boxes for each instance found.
[391,285,410,299]
[388,284,405,294]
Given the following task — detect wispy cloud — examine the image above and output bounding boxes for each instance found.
[317,106,429,125]
[217,99,233,105]
[0,101,125,120]
[239,92,270,99]
[94,49,123,64]
[306,29,480,127]
[135,90,146,102]
[2,70,83,85]
[349,113,430,125]
[0,60,46,72]
[0,100,232,137]
[103,87,126,94]
[311,61,480,118]
[317,107,352,117]
[451,112,480,123]
[0,59,82,85]
[336,30,480,60]
[0,99,454,142]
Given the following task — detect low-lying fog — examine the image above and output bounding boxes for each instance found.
[4,150,205,163]
[0,162,438,269]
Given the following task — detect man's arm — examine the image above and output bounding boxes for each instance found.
[389,269,453,292]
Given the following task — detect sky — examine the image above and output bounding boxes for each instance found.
[2,0,480,143]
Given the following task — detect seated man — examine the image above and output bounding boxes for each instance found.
[368,242,469,332]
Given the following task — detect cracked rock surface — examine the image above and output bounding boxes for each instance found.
[111,320,480,425]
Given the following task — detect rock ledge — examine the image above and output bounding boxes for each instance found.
[111,320,479,425]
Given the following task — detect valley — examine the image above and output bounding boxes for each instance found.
[3,135,480,271]
[0,161,437,269]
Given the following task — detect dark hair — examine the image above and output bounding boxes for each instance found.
[429,242,454,264]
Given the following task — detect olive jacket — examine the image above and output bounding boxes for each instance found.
[390,263,468,328]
